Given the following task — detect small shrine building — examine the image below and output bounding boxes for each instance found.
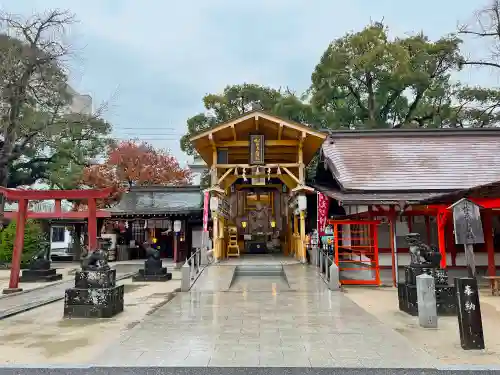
[103,185,203,264]
[189,110,327,262]
[314,128,500,285]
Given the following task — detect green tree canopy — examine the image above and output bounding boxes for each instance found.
[0,220,48,264]
[0,11,114,189]
[180,83,321,155]
[309,23,464,129]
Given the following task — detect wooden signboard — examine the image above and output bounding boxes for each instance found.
[451,198,484,245]
[249,134,265,165]
[218,195,230,219]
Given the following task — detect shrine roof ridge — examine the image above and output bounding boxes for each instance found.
[323,127,500,138]
[127,185,201,193]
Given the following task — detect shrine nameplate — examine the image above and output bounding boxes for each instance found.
[452,198,484,245]
[249,134,265,165]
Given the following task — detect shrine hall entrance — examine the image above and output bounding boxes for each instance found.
[232,184,286,256]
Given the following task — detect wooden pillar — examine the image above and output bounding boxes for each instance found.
[173,233,179,263]
[293,214,299,257]
[436,211,447,269]
[425,215,431,244]
[298,140,304,184]
[407,215,413,233]
[445,221,457,267]
[483,209,495,276]
[54,199,62,214]
[213,214,219,260]
[87,197,98,251]
[7,198,28,292]
[300,211,306,262]
[388,212,397,287]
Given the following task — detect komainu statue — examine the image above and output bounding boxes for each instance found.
[405,233,441,267]
[81,248,110,271]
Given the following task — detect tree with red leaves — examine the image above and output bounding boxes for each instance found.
[107,140,191,188]
[80,140,192,208]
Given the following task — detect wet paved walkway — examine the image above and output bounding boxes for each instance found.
[94,263,438,368]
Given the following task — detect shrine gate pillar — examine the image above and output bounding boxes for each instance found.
[483,209,495,277]
[87,197,98,251]
[6,198,28,292]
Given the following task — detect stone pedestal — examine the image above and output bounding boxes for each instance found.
[20,268,63,282]
[20,259,62,282]
[132,258,172,282]
[64,269,124,318]
[328,263,340,291]
[398,265,456,316]
[416,274,437,328]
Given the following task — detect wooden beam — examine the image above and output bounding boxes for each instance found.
[230,125,237,141]
[208,133,216,148]
[228,147,297,154]
[282,167,300,184]
[255,115,259,131]
[278,175,297,189]
[217,167,234,185]
[278,123,283,140]
[215,140,298,147]
[292,185,315,193]
[215,163,299,169]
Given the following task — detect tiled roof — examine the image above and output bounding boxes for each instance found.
[322,128,500,191]
[419,180,500,204]
[314,184,443,205]
[109,185,202,215]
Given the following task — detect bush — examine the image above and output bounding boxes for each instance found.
[0,220,48,264]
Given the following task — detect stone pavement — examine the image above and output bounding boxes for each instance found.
[94,264,438,368]
[0,275,182,365]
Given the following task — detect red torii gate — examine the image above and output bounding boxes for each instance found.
[0,187,112,294]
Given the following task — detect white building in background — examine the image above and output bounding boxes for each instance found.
[66,85,93,115]
[188,155,208,185]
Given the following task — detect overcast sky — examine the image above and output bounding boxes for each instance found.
[2,0,491,165]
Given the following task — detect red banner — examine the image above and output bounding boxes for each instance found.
[202,191,209,232]
[317,191,330,236]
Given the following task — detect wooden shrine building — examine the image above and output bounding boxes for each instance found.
[190,110,327,262]
[314,128,500,285]
[104,185,203,263]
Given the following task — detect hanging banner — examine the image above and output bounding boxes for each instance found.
[317,191,330,236]
[202,191,209,232]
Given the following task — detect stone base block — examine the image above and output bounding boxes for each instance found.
[137,267,168,276]
[75,269,116,289]
[64,284,124,318]
[398,283,457,316]
[132,272,172,282]
[2,287,23,294]
[404,266,449,287]
[20,268,63,282]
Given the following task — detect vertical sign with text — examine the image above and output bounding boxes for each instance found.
[202,191,209,232]
[249,134,265,165]
[317,191,330,236]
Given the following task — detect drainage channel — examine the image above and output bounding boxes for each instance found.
[0,272,136,320]
[228,265,291,292]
